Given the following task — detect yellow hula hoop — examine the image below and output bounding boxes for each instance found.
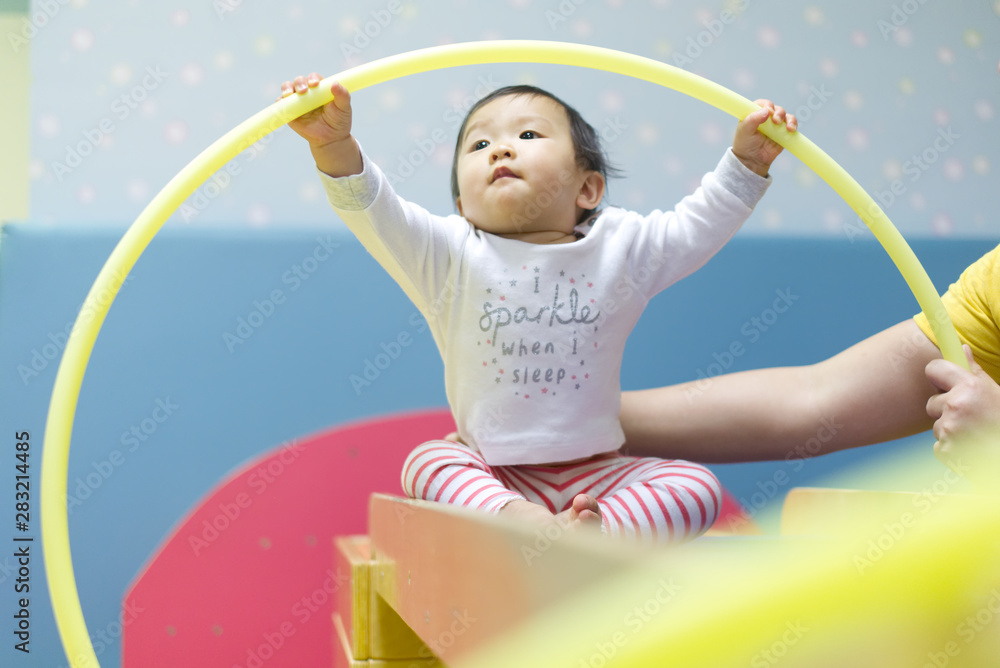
[41,40,966,667]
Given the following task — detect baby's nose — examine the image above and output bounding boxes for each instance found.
[490,145,513,161]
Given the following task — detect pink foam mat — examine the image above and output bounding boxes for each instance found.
[122,408,456,668]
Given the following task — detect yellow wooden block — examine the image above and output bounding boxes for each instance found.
[334,534,441,663]
[332,612,365,668]
[781,487,917,536]
[780,486,985,537]
[334,535,372,660]
[333,613,441,668]
[370,583,439,660]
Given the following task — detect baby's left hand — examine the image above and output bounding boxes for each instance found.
[732,99,797,177]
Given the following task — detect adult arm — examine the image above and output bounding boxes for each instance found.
[620,319,940,463]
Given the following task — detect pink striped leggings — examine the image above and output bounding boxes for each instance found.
[401,440,722,542]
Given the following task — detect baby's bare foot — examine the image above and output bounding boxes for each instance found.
[554,494,603,533]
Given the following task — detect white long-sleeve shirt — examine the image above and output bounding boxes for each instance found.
[322,148,769,465]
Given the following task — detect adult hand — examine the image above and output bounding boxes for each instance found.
[926,345,1000,491]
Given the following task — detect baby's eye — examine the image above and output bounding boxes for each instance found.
[520,131,537,140]
[472,140,489,151]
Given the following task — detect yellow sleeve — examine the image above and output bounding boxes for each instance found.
[914,244,1000,384]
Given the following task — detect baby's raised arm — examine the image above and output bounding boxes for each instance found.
[280,74,363,178]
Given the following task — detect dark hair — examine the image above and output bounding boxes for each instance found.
[449,85,620,204]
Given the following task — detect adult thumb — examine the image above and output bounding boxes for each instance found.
[964,344,986,376]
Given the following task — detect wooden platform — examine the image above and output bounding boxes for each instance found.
[349,489,1000,668]
[366,494,643,663]
[333,534,441,667]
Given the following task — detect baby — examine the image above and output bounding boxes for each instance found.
[283,74,796,541]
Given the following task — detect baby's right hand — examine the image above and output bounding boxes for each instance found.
[280,74,362,178]
[280,74,353,149]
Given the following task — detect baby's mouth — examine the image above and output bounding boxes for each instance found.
[491,167,518,183]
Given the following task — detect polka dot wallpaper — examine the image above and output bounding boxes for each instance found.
[23,0,1000,237]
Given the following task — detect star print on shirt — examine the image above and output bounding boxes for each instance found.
[510,280,517,287]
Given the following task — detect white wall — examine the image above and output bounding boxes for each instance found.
[22,0,1000,237]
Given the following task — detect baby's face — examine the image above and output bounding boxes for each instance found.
[455,94,596,240]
